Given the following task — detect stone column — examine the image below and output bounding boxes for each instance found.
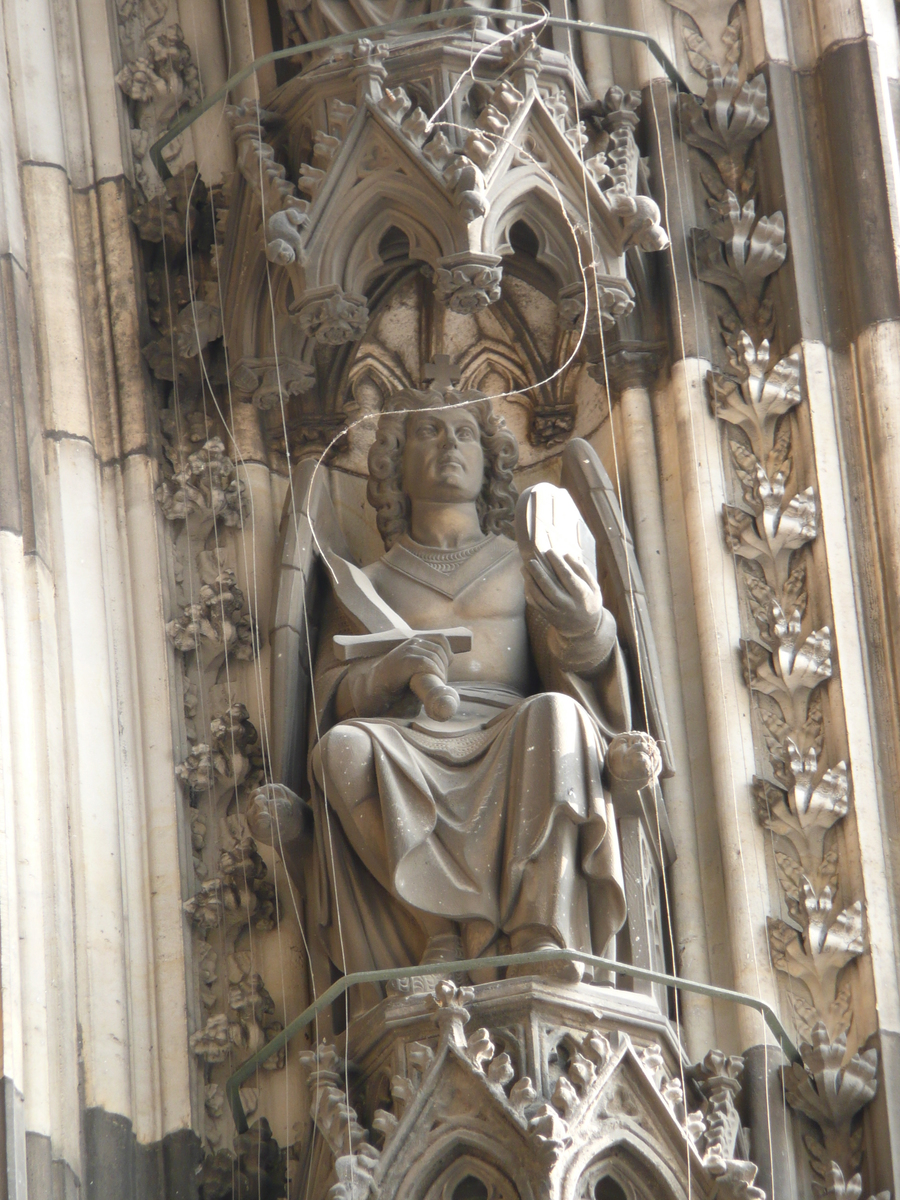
[643,81,784,1054]
[0,0,202,1190]
[602,343,717,1061]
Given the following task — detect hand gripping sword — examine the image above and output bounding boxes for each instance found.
[322,550,472,721]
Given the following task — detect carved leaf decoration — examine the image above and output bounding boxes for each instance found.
[769,905,864,1018]
[390,1074,417,1111]
[740,638,770,689]
[759,742,847,869]
[722,13,743,64]
[784,1024,878,1131]
[709,339,802,463]
[551,1075,579,1118]
[747,615,832,727]
[729,439,761,499]
[682,26,716,75]
[754,776,798,837]
[466,1027,496,1069]
[758,699,789,747]
[812,1163,864,1200]
[769,415,793,481]
[676,67,769,198]
[528,1101,569,1144]
[408,1042,435,1074]
[708,370,747,424]
[724,504,757,554]
[819,848,841,893]
[740,336,801,409]
[811,899,865,962]
[174,301,222,358]
[690,226,745,301]
[738,209,788,285]
[799,759,850,832]
[774,849,804,903]
[566,1049,596,1090]
[830,980,854,1041]
[773,487,818,556]
[509,1076,538,1113]
[784,561,808,619]
[804,1132,834,1181]
[700,163,729,201]
[743,570,777,642]
[698,195,788,334]
[487,1052,515,1087]
[805,693,826,753]
[778,623,832,695]
[372,1109,399,1146]
[790,990,820,1040]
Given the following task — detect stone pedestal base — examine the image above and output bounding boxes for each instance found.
[296,980,764,1200]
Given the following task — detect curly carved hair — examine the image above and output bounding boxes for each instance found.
[367,388,520,549]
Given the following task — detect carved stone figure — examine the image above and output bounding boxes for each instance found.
[252,387,672,1008]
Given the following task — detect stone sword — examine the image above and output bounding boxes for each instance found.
[322,550,472,721]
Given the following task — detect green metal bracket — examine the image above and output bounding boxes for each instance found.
[149,8,695,177]
[225,945,799,1134]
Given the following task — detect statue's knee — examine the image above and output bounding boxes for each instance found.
[523,691,580,722]
[315,724,375,806]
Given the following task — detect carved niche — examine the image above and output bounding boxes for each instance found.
[214,26,669,462]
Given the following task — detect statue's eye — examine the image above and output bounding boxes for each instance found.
[457,426,476,440]
[418,423,438,437]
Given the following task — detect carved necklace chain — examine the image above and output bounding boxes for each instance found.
[404,535,490,573]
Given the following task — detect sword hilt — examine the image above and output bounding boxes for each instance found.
[333,627,473,722]
[410,673,460,721]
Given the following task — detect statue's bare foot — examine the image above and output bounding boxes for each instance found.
[506,935,583,984]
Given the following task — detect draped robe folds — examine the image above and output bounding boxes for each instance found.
[308,532,631,992]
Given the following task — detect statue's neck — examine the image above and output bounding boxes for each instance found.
[408,501,484,548]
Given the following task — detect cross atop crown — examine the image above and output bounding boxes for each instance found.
[423,354,461,392]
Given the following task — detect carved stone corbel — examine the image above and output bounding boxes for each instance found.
[588,342,665,398]
[433,253,503,314]
[557,275,635,333]
[529,406,577,447]
[293,285,370,344]
[230,356,316,409]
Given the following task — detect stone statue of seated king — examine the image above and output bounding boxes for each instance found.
[250,387,668,1005]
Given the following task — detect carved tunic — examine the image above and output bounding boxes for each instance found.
[309,533,630,989]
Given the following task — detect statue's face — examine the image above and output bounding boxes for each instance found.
[401,409,485,505]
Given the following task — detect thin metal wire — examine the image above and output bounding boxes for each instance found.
[225,945,800,1131]
[149,6,694,174]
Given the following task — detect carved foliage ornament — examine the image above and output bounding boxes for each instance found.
[153,418,286,1158]
[115,2,201,197]
[680,53,879,1200]
[678,67,785,345]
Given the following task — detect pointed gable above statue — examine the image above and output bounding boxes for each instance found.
[219,26,668,387]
